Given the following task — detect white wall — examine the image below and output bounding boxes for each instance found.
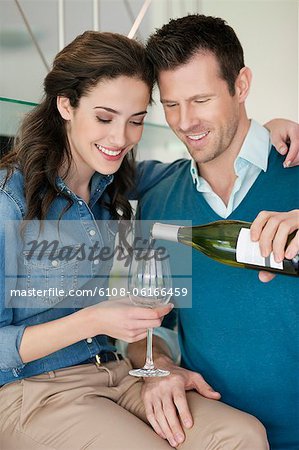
[1,0,298,162]
[202,0,298,124]
[0,0,152,103]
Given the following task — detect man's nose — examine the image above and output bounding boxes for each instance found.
[177,106,198,133]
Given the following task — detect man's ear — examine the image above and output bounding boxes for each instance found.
[235,67,252,103]
[57,96,72,120]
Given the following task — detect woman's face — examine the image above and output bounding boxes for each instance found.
[57,75,150,179]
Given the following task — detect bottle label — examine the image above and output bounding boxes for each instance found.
[236,228,283,270]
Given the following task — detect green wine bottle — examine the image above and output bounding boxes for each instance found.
[151,220,299,277]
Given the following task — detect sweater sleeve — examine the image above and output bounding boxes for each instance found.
[129,159,187,200]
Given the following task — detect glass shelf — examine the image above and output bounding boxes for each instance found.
[0,96,189,162]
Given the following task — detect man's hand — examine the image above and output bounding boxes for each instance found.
[264,118,299,168]
[141,356,221,448]
[250,210,299,282]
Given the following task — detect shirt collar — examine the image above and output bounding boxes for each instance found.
[190,120,271,189]
[56,172,114,200]
[234,119,271,174]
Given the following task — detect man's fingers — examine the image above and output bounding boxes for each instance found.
[144,402,166,440]
[162,397,186,445]
[258,271,276,283]
[283,139,299,168]
[250,211,276,242]
[259,210,299,259]
[285,231,299,259]
[250,210,299,261]
[258,218,290,259]
[275,141,288,156]
[251,212,296,260]
[271,221,297,262]
[173,390,193,429]
[146,410,166,439]
[192,375,221,399]
[153,400,179,448]
[266,118,299,167]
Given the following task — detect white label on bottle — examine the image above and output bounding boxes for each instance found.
[236,228,283,270]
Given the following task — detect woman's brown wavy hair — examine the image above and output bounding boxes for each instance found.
[0,31,154,221]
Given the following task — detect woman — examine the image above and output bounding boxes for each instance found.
[0,31,297,450]
[0,31,176,450]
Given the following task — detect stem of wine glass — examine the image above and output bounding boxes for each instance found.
[144,328,155,370]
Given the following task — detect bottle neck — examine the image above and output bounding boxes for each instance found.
[151,223,180,242]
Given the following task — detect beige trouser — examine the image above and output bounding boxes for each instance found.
[0,359,269,450]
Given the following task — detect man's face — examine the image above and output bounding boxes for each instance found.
[158,52,242,164]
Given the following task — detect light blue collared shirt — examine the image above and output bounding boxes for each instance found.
[190,120,272,217]
[155,120,272,361]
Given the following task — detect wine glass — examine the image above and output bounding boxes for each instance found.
[128,248,172,377]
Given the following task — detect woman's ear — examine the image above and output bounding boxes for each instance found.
[235,67,252,103]
[57,96,72,120]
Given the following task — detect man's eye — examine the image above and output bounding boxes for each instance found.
[131,121,144,126]
[165,104,177,108]
[195,99,210,104]
[97,117,111,123]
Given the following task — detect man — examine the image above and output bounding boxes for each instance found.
[128,15,299,449]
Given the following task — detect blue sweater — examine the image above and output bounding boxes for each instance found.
[138,149,299,450]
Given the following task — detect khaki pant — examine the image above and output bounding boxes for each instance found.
[0,359,269,450]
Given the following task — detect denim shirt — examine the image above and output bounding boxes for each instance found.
[0,159,177,384]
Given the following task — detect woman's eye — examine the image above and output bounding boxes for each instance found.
[97,117,111,123]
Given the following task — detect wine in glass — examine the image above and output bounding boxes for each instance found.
[128,248,172,377]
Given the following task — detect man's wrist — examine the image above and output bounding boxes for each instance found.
[154,353,177,370]
[128,336,175,369]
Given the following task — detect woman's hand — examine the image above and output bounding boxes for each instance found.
[19,298,173,364]
[264,118,299,168]
[250,209,299,282]
[86,298,173,342]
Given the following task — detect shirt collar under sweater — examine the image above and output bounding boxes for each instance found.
[190,120,272,218]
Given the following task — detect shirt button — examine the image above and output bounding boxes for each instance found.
[86,337,93,344]
[51,260,59,267]
[89,229,96,236]
[94,259,99,265]
[78,201,83,205]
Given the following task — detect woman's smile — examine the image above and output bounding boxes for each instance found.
[95,143,126,160]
